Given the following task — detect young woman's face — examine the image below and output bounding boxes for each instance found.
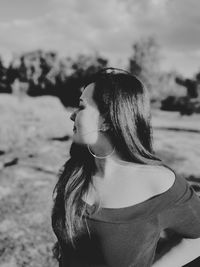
[70,83,104,145]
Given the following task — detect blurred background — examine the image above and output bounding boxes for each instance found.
[0,0,200,266]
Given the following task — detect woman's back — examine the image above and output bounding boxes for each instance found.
[60,172,200,267]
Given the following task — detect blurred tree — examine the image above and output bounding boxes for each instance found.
[161,74,200,115]
[0,50,108,107]
[195,71,200,83]
[128,37,162,100]
[6,50,60,96]
[27,51,59,96]
[175,77,198,98]
[0,58,12,93]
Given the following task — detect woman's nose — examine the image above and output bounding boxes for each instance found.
[70,110,76,122]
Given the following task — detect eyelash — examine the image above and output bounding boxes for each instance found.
[78,105,84,110]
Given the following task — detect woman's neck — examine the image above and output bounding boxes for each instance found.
[88,138,138,179]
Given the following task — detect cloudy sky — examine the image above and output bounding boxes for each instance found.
[0,0,200,76]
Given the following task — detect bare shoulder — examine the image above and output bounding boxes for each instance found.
[101,164,176,208]
[142,165,176,194]
[127,164,176,195]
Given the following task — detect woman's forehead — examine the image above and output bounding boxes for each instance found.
[80,83,96,105]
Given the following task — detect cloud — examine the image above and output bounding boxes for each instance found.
[0,0,135,64]
[0,0,200,75]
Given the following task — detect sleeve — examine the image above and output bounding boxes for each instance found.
[158,178,200,239]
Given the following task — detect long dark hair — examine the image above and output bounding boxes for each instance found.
[51,68,163,259]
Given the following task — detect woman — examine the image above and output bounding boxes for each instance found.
[52,68,200,267]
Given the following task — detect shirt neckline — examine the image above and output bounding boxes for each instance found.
[81,173,177,213]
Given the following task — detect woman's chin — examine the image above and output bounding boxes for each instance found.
[72,132,98,145]
[72,134,85,145]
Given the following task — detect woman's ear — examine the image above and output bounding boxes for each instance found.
[100,122,111,132]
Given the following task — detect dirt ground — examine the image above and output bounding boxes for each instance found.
[0,94,199,267]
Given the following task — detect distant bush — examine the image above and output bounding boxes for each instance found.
[161,96,200,115]
[0,51,108,108]
[128,37,163,100]
[0,58,13,93]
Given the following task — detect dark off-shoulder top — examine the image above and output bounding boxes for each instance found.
[60,174,200,267]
